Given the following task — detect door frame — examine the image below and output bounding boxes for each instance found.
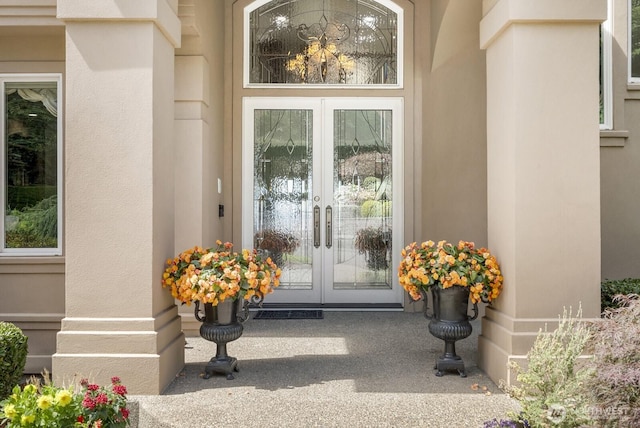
[241,97,405,306]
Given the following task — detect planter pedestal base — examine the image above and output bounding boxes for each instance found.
[435,354,466,377]
[204,356,239,380]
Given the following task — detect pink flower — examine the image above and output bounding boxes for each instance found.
[95,393,109,405]
[87,384,100,392]
[120,407,130,419]
[112,384,128,396]
[111,376,121,384]
[82,397,96,410]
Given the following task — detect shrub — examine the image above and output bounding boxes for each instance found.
[5,195,57,249]
[0,323,28,400]
[360,200,392,217]
[7,185,56,211]
[601,278,640,312]
[585,294,640,427]
[500,306,594,428]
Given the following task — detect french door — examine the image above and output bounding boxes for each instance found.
[242,98,403,305]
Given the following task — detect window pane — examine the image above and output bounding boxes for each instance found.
[632,0,640,79]
[249,0,398,85]
[600,26,604,123]
[5,82,58,249]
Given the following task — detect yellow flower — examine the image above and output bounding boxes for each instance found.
[37,394,53,409]
[23,384,37,394]
[3,404,17,420]
[55,389,73,406]
[21,414,35,425]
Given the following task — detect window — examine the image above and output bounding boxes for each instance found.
[245,0,402,87]
[1,75,62,255]
[630,0,640,82]
[601,0,612,129]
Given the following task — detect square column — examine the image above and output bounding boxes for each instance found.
[478,0,606,385]
[53,0,184,394]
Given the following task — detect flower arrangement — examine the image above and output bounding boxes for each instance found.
[255,229,300,254]
[354,226,391,270]
[398,240,503,304]
[0,375,130,428]
[162,240,281,306]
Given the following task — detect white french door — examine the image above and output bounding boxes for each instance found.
[242,97,403,306]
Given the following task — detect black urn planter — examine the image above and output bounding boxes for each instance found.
[194,299,251,380]
[422,286,478,377]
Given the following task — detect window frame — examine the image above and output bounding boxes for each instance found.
[629,0,640,84]
[243,0,404,89]
[601,0,613,130]
[0,74,63,256]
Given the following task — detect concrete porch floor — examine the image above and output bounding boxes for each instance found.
[130,311,520,427]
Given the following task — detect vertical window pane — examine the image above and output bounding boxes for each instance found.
[253,109,314,289]
[5,82,58,249]
[632,0,640,79]
[249,0,398,85]
[333,109,392,289]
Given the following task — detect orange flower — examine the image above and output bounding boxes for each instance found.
[397,240,503,304]
[161,242,281,306]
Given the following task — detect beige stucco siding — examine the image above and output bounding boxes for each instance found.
[0,28,65,374]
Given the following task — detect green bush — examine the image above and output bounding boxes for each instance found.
[7,186,56,211]
[601,278,640,312]
[0,323,28,400]
[5,195,57,249]
[360,200,392,217]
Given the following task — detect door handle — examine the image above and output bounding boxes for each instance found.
[313,205,320,248]
[326,205,332,249]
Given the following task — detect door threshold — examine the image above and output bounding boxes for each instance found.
[250,303,404,312]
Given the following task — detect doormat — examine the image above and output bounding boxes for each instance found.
[253,310,324,320]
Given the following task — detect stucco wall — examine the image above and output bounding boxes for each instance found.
[0,28,65,374]
[421,0,488,247]
[601,99,640,279]
[600,0,640,280]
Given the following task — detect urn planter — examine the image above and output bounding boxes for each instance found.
[422,286,478,377]
[194,299,251,380]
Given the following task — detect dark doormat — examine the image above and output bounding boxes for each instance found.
[253,310,324,320]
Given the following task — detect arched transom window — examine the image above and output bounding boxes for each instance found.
[245,0,402,87]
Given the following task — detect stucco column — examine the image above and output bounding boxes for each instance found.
[53,0,184,394]
[478,0,606,385]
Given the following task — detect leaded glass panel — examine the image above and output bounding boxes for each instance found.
[249,0,398,85]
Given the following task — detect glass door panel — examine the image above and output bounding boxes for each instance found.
[331,109,392,290]
[322,98,401,304]
[253,109,315,293]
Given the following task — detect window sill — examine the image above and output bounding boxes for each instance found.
[600,129,629,147]
[0,255,64,264]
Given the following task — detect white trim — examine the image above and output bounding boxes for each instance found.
[601,0,613,130]
[0,74,63,256]
[243,0,404,89]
